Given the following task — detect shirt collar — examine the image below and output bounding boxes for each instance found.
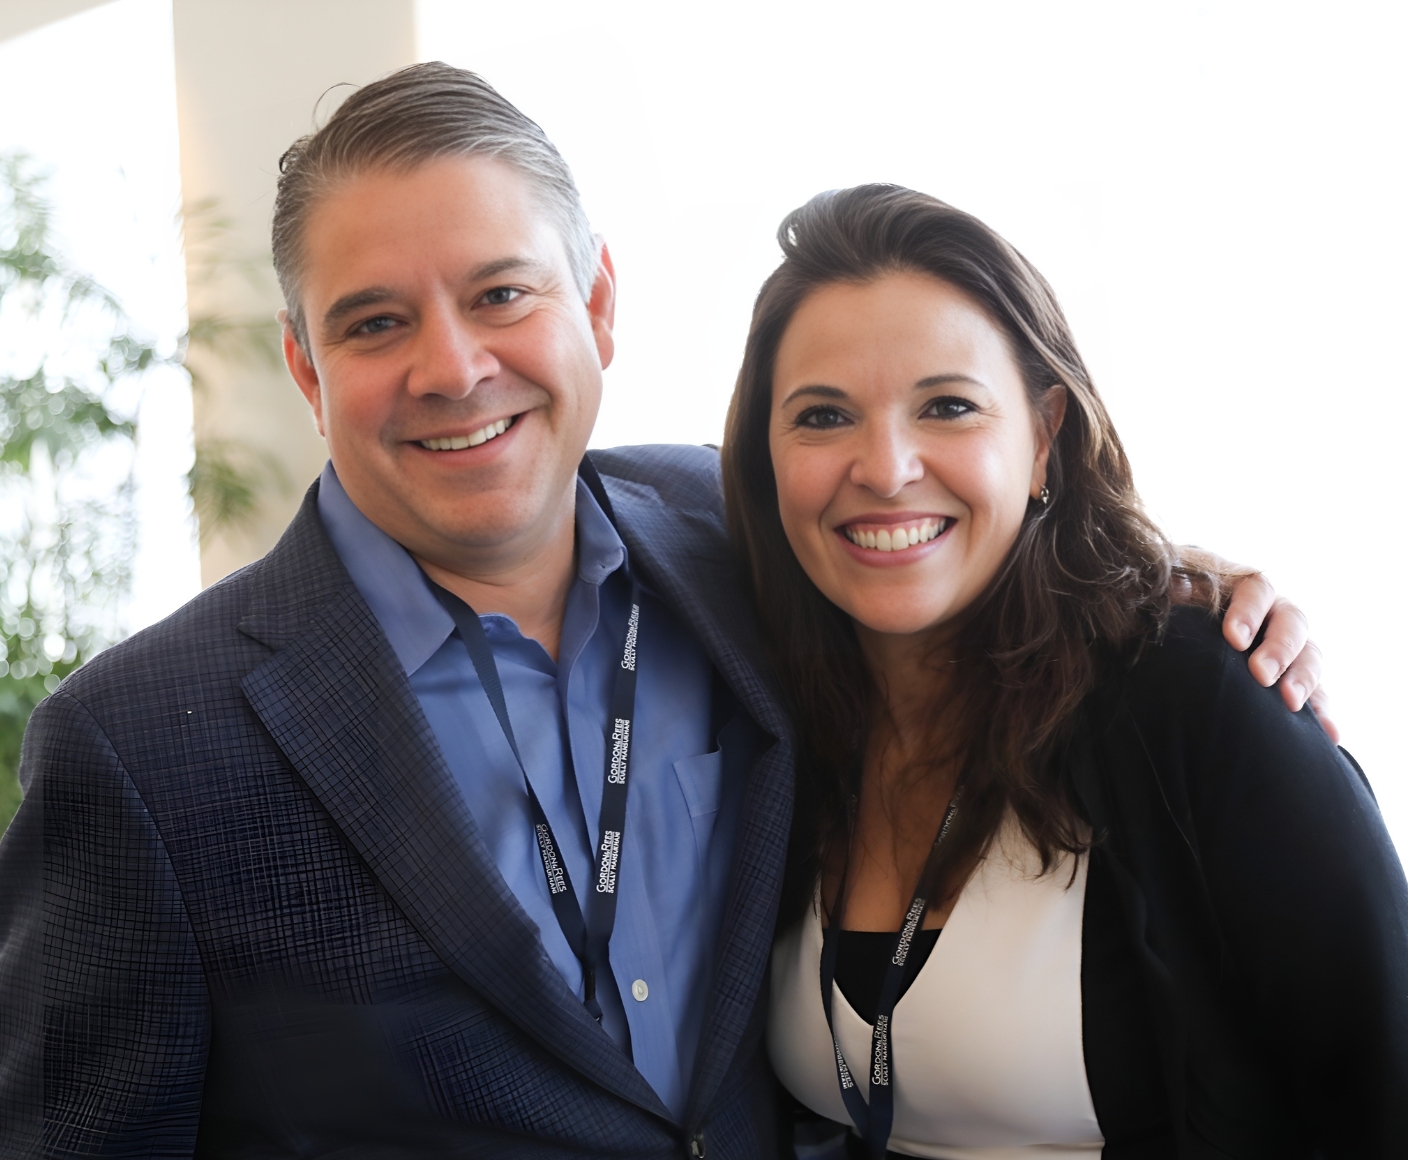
[316,461,628,677]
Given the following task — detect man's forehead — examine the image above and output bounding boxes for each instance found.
[300,156,568,289]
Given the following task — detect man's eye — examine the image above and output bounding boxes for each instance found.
[796,406,849,429]
[924,396,974,419]
[353,315,397,336]
[481,286,523,306]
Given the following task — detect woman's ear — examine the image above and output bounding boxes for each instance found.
[1031,384,1068,495]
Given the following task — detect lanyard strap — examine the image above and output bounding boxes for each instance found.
[819,788,963,1158]
[427,572,642,1023]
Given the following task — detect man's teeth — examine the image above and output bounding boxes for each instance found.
[419,417,512,451]
[844,518,950,552]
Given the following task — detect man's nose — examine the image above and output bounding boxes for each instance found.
[849,422,926,498]
[405,303,500,399]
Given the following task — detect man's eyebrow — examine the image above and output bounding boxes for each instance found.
[780,384,848,408]
[323,287,397,332]
[468,256,552,282]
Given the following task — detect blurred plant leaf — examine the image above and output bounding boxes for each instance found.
[1,153,155,835]
[188,437,287,546]
[176,196,287,537]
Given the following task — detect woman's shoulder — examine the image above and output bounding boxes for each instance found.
[1080,618,1408,1151]
[1117,603,1234,693]
[1099,604,1286,744]
[1079,601,1375,846]
[1086,603,1383,868]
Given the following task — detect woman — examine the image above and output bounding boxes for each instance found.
[721,186,1408,1158]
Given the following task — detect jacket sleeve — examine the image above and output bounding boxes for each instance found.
[1151,615,1408,1154]
[0,692,210,1159]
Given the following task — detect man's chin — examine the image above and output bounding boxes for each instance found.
[386,486,575,561]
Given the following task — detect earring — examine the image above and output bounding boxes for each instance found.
[1038,485,1050,508]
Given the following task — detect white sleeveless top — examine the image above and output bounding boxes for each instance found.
[768,814,1104,1160]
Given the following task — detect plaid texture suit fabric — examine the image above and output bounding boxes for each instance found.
[0,445,795,1159]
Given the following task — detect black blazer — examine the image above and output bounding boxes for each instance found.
[1071,606,1408,1157]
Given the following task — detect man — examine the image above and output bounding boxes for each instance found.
[0,64,1325,1158]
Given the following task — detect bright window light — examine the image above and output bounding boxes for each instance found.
[0,0,197,637]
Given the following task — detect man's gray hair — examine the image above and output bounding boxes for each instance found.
[272,62,597,350]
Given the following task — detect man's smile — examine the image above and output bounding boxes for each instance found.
[415,414,519,451]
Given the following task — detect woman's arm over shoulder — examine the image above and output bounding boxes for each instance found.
[1129,607,1408,1151]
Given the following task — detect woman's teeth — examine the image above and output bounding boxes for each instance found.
[419,417,513,451]
[844,518,950,552]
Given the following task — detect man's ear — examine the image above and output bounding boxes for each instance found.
[587,237,616,372]
[280,309,326,437]
[1030,384,1069,496]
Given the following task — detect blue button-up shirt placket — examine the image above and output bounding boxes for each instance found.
[316,464,731,1123]
[562,567,688,1112]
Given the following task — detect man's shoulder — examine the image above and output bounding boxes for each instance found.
[59,557,270,708]
[58,488,346,716]
[587,444,723,517]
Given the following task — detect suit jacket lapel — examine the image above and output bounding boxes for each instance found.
[598,469,796,1125]
[236,488,669,1120]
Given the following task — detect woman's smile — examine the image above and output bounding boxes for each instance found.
[835,514,956,569]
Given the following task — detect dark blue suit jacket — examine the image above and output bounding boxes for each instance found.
[0,445,793,1159]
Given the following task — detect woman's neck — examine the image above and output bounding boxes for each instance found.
[828,623,969,931]
[855,622,956,742]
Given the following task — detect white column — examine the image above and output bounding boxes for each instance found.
[172,0,417,585]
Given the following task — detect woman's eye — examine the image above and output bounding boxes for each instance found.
[481,286,523,306]
[924,396,975,419]
[795,405,850,429]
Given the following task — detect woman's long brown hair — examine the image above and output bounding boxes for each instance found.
[722,185,1220,925]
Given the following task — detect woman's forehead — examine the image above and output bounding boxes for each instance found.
[773,273,1022,399]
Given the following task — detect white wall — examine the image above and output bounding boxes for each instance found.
[419,0,1408,846]
[172,0,417,585]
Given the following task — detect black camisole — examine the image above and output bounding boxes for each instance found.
[833,927,941,1026]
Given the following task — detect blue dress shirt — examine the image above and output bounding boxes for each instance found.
[316,463,735,1120]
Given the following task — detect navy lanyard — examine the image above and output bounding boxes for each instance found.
[422,475,641,1023]
[819,787,963,1158]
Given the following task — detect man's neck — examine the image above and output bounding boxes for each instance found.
[413,501,578,663]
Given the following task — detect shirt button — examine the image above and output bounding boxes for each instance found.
[631,978,649,1002]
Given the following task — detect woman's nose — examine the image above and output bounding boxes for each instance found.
[849,424,925,497]
[406,304,500,399]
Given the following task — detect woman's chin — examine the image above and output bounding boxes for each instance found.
[844,602,961,641]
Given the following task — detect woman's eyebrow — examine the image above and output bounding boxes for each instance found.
[915,373,986,390]
[780,384,847,408]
